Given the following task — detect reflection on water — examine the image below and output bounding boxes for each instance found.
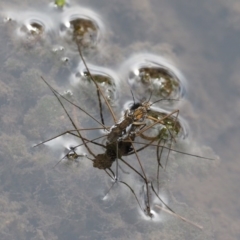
[1,0,239,239]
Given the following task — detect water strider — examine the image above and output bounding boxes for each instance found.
[1,2,219,238]
[31,15,214,221]
[35,37,214,223]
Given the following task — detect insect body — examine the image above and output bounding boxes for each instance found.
[107,100,151,143]
[107,115,134,143]
[93,137,134,170]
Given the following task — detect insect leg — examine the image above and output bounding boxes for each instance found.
[34,127,106,148]
[76,42,117,124]
[41,76,96,158]
[164,110,179,169]
[128,141,215,160]
[40,76,107,129]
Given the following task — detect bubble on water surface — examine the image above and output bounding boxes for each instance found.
[59,7,105,49]
[70,62,119,103]
[122,54,187,106]
[3,10,56,46]
[52,45,64,52]
[44,135,86,164]
[143,107,188,142]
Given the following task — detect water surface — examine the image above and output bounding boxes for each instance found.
[0,0,239,239]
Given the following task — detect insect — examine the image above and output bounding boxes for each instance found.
[35,38,214,227]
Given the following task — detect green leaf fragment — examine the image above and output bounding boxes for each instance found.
[55,0,66,7]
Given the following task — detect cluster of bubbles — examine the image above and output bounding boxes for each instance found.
[3,4,103,46]
[3,0,188,143]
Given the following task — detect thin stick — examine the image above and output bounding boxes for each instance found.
[155,205,203,230]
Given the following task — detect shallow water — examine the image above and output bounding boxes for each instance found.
[0,0,239,239]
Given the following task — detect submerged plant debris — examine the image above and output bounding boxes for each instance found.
[138,66,180,98]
